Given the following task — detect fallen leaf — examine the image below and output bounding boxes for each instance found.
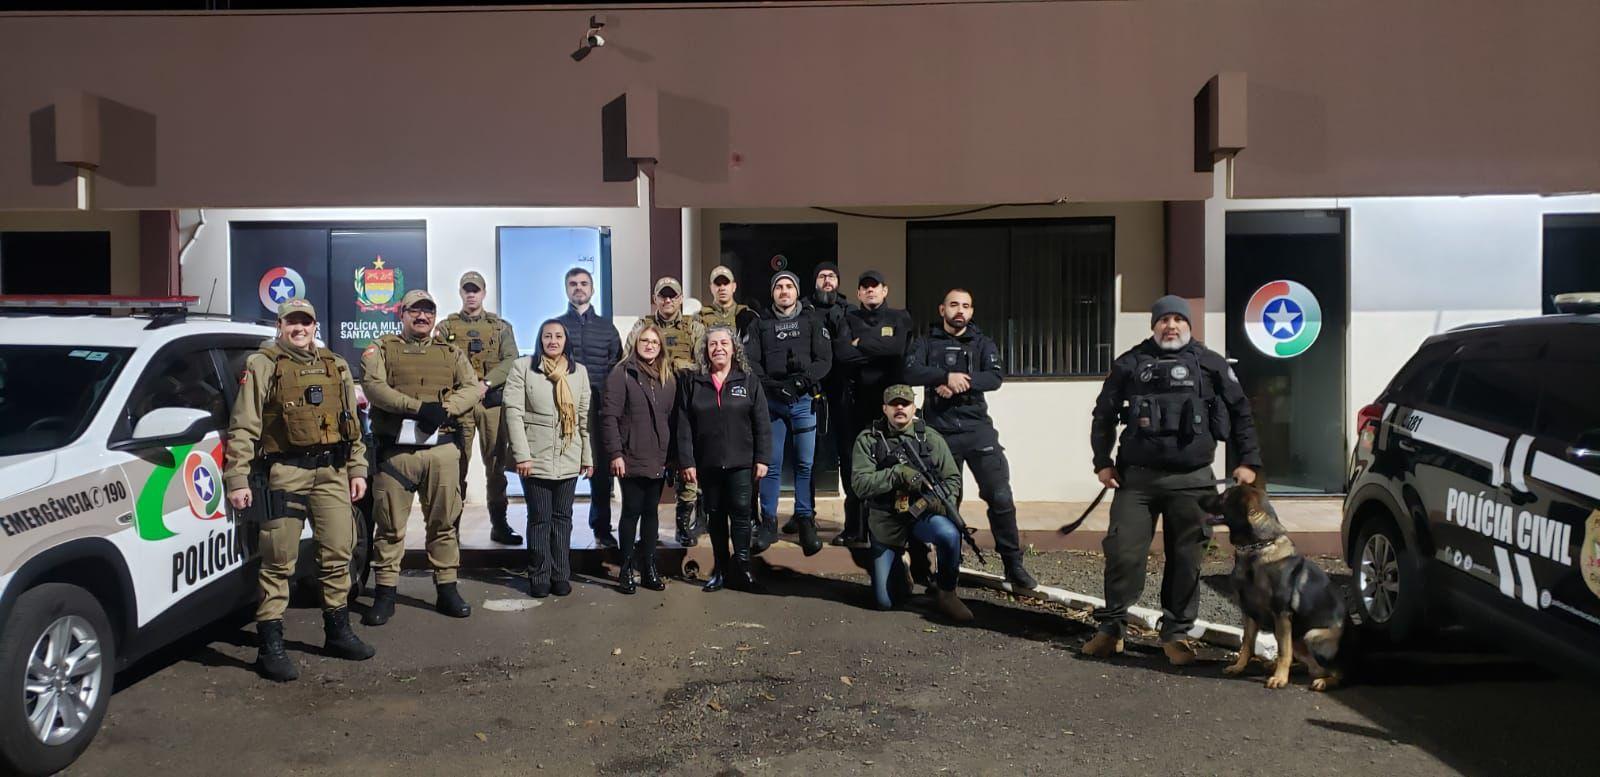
[707,700,724,712]
[474,732,488,743]
[787,650,803,655]
[923,627,939,633]
[736,645,754,652]
[759,692,776,701]
[840,676,855,686]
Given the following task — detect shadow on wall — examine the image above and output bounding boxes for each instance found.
[29,96,158,188]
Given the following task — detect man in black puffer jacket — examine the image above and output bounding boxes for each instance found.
[903,288,1035,590]
[555,267,623,548]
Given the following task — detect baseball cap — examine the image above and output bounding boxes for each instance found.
[653,277,683,298]
[882,384,916,405]
[459,271,487,290]
[276,298,317,321]
[858,270,886,287]
[709,265,736,284]
[400,289,437,310]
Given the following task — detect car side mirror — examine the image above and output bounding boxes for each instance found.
[114,407,216,451]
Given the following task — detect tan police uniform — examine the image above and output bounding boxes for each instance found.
[361,322,480,587]
[225,334,367,622]
[435,300,518,528]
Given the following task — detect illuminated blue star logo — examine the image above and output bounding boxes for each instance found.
[1261,298,1303,340]
[269,278,297,303]
[192,467,215,501]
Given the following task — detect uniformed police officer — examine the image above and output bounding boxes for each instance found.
[628,277,707,546]
[435,271,522,546]
[1083,295,1262,665]
[746,270,832,555]
[833,270,915,547]
[903,288,1036,590]
[360,289,482,625]
[224,299,375,682]
[696,264,759,335]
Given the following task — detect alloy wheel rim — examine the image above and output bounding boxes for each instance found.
[23,615,104,746]
[1359,534,1400,624]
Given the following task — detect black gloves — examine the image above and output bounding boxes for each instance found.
[415,402,449,432]
[782,374,813,401]
[889,463,925,493]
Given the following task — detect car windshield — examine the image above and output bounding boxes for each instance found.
[0,346,132,456]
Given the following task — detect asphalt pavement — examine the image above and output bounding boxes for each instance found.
[63,553,1592,777]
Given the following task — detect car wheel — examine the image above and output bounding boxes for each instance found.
[0,583,116,777]
[1353,515,1425,644]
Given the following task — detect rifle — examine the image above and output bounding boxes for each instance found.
[889,435,986,565]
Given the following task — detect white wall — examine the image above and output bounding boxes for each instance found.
[180,177,654,318]
[1207,161,1600,474]
[698,202,1168,502]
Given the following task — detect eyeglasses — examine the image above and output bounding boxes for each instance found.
[406,306,437,316]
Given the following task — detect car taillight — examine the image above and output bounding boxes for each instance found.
[1357,402,1384,449]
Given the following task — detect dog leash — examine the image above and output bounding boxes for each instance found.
[1057,477,1237,536]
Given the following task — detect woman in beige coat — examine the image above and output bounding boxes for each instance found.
[505,319,592,597]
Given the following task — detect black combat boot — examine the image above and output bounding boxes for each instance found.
[750,514,779,555]
[780,515,799,535]
[593,525,619,549]
[639,551,666,591]
[796,514,824,556]
[1003,556,1038,591]
[362,584,397,626]
[703,539,728,593]
[551,578,573,597]
[616,554,637,595]
[675,502,698,547]
[322,607,376,661]
[728,547,764,594]
[489,514,523,546]
[255,620,298,682]
[435,582,471,618]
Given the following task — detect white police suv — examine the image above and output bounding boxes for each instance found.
[0,298,333,775]
[1343,294,1600,678]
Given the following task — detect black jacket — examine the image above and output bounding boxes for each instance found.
[674,367,772,471]
[1090,338,1262,473]
[839,304,914,394]
[600,358,675,477]
[903,324,1003,444]
[746,305,832,402]
[556,304,622,394]
[802,293,852,386]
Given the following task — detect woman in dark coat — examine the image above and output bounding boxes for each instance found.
[673,326,771,592]
[600,323,676,593]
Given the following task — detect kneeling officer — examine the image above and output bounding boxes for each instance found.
[225,298,375,683]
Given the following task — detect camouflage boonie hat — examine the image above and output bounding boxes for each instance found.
[400,289,437,309]
[276,298,317,321]
[882,384,916,404]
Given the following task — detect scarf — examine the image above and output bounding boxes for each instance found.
[631,351,663,386]
[540,354,577,443]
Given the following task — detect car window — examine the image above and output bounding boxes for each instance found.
[221,347,257,404]
[0,346,132,456]
[1439,357,1538,431]
[1389,342,1453,403]
[127,345,228,431]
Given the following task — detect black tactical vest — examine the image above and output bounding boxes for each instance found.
[756,310,818,379]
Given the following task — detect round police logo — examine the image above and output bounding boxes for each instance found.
[770,254,788,271]
[258,266,306,312]
[1244,280,1323,359]
[181,448,225,520]
[1170,365,1190,380]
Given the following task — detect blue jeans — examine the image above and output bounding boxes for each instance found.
[760,396,816,519]
[870,514,962,610]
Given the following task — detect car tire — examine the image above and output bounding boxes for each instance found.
[1353,514,1425,645]
[0,583,116,777]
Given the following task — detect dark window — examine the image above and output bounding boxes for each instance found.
[1536,360,1600,443]
[1389,343,1453,403]
[0,231,111,294]
[1440,358,1538,430]
[0,346,131,456]
[907,218,1114,377]
[126,346,228,432]
[1542,214,1600,314]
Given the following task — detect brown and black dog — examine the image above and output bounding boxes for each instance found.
[1199,484,1346,691]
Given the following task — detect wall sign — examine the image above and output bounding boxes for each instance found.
[1244,279,1322,358]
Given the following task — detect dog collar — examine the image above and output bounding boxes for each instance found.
[1233,535,1294,561]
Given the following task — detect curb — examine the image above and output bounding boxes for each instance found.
[958,568,1279,660]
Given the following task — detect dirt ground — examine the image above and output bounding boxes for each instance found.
[64,551,1590,777]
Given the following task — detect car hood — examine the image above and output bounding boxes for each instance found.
[0,452,56,502]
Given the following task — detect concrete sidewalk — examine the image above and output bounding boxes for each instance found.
[403,493,1347,563]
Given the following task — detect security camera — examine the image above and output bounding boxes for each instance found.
[585,30,606,48]
[571,15,607,61]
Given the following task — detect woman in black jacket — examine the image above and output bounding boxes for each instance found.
[674,326,771,592]
[600,323,676,594]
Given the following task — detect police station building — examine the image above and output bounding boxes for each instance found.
[2,1,1598,505]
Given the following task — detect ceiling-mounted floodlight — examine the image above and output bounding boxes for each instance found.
[572,15,607,62]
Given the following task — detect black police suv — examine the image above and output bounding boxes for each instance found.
[1342,295,1600,678]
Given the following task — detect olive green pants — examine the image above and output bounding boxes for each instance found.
[372,442,461,586]
[459,404,510,523]
[256,461,356,621]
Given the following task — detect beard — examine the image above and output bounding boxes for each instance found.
[814,288,837,305]
[1155,331,1192,351]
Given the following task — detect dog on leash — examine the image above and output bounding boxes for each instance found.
[1199,483,1346,691]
